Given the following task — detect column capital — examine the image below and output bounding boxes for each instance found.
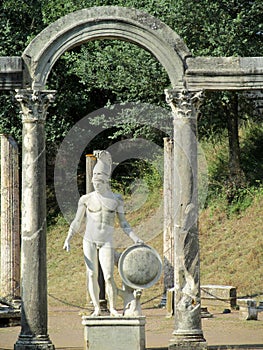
[15,89,56,123]
[165,88,204,118]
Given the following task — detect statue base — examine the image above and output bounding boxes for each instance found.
[14,335,55,350]
[82,315,145,350]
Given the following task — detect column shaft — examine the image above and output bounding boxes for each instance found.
[0,135,20,299]
[163,138,174,292]
[21,119,47,336]
[165,89,206,349]
[14,89,55,350]
[85,154,96,194]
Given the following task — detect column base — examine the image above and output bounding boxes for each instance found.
[14,335,55,350]
[169,342,207,350]
[169,330,207,350]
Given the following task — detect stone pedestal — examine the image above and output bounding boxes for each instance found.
[82,316,145,350]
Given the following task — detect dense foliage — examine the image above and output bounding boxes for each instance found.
[1,0,262,138]
[0,0,262,215]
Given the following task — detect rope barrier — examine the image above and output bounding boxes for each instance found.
[47,292,163,310]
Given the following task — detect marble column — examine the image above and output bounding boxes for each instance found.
[0,135,20,300]
[14,89,56,350]
[163,138,174,298]
[165,89,207,349]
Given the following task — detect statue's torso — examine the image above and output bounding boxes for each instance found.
[83,191,121,245]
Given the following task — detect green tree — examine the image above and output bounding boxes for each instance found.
[0,0,45,143]
[172,0,262,199]
[1,0,262,208]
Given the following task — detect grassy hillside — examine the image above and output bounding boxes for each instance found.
[198,121,263,298]
[199,193,263,297]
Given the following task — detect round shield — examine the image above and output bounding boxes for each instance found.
[118,243,162,289]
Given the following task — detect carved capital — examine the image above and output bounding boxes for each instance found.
[15,89,56,123]
[165,89,204,118]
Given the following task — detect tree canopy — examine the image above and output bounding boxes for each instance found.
[1,0,262,205]
[1,0,262,140]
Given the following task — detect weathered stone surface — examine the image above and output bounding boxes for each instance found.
[82,316,145,350]
[118,244,162,289]
[0,57,22,89]
[14,337,55,350]
[166,89,206,347]
[166,288,175,317]
[85,154,96,194]
[14,90,55,350]
[22,6,190,89]
[201,285,237,309]
[163,138,174,294]
[0,135,20,299]
[238,299,258,320]
[169,342,207,350]
[0,306,20,327]
[185,56,263,91]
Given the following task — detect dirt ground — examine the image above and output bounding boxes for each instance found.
[1,306,263,350]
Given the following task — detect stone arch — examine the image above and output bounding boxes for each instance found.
[22,6,191,89]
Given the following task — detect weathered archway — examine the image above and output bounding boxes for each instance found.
[22,6,190,90]
[0,5,261,350]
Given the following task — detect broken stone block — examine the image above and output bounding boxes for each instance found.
[238,299,258,320]
[201,285,237,309]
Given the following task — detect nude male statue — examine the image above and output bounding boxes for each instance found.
[63,150,142,316]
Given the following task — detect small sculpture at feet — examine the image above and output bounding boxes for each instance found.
[63,150,143,317]
[118,285,142,317]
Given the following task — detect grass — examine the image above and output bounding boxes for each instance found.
[199,193,263,298]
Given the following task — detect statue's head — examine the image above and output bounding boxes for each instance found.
[92,150,112,192]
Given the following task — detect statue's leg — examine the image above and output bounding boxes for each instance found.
[99,246,119,316]
[83,240,100,316]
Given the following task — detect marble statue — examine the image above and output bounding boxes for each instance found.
[118,284,142,317]
[63,150,143,316]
